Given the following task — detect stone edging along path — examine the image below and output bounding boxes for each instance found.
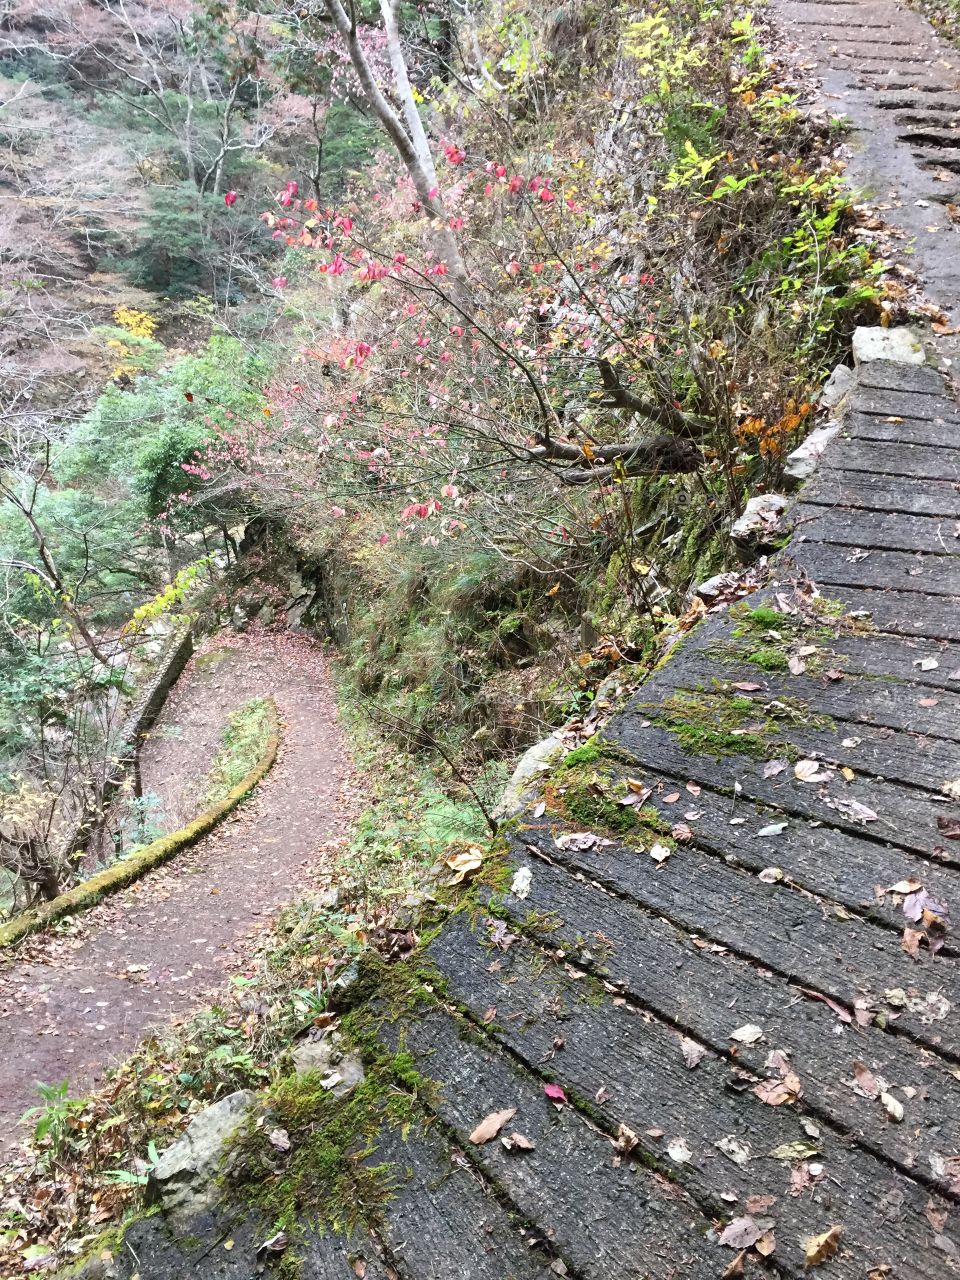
[0,698,281,950]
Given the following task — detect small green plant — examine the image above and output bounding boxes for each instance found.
[20,1081,86,1169]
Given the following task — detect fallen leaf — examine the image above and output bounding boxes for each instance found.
[680,1037,707,1069]
[797,986,852,1023]
[257,1232,289,1255]
[902,928,923,959]
[730,1023,764,1044]
[803,1225,841,1268]
[881,1091,904,1123]
[763,760,787,778]
[757,821,787,837]
[937,815,960,840]
[715,1135,751,1166]
[666,1136,692,1163]
[353,1261,366,1278]
[887,878,923,895]
[732,681,763,692]
[502,1132,535,1152]
[770,1140,819,1162]
[759,867,783,883]
[445,846,483,884]
[662,791,681,804]
[852,1060,881,1099]
[649,842,672,865]
[915,657,940,671]
[671,822,693,843]
[544,1083,567,1105]
[718,1216,761,1249]
[614,1123,639,1155]
[788,655,806,675]
[943,779,960,801]
[745,1194,777,1214]
[511,866,532,899]
[794,759,831,783]
[268,1127,291,1152]
[722,1252,747,1278]
[753,1071,802,1106]
[469,1107,517,1144]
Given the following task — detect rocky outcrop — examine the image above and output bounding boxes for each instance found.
[147,1090,256,1229]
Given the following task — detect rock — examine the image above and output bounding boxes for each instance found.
[694,573,728,604]
[730,494,789,560]
[494,732,566,819]
[819,365,854,409]
[291,1032,365,1097]
[148,1090,255,1227]
[852,325,925,366]
[315,884,340,910]
[783,422,841,487]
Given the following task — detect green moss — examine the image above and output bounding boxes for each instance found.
[227,954,443,1242]
[746,647,789,672]
[644,689,777,760]
[560,740,603,769]
[204,696,275,806]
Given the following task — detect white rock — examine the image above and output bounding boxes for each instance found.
[819,364,854,408]
[783,422,841,487]
[730,494,789,557]
[149,1090,255,1226]
[494,732,565,819]
[291,1032,365,1097]
[852,325,925,365]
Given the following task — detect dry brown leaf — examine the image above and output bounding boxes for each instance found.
[852,1060,881,1099]
[680,1037,707,1069]
[901,928,923,959]
[803,1225,841,1268]
[722,1251,747,1278]
[756,1231,777,1257]
[718,1216,761,1249]
[469,1107,517,1145]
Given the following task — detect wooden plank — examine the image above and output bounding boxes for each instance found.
[813,629,960,689]
[636,678,960,793]
[821,438,960,479]
[107,1214,393,1280]
[384,1006,727,1279]
[855,364,949,396]
[604,717,954,862]
[796,505,960,556]
[430,919,960,1279]
[803,470,960,518]
[518,815,960,1055]
[845,410,960,448]
[656,642,960,746]
[372,1124,557,1279]
[696,595,960,689]
[854,384,954,415]
[570,758,960,930]
[479,848,960,1202]
[795,543,960,597]
[810,584,960,641]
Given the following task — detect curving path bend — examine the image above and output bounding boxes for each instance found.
[0,630,354,1144]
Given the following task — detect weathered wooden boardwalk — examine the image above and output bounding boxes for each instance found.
[94,3,960,1274]
[106,355,960,1280]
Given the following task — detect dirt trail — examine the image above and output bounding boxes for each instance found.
[0,630,355,1144]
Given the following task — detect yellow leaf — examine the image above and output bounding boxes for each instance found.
[804,1226,841,1268]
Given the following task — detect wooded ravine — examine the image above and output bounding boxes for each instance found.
[1,0,960,1273]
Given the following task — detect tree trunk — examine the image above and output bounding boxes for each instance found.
[323,0,471,306]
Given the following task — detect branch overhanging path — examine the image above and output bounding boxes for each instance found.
[0,631,354,1146]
